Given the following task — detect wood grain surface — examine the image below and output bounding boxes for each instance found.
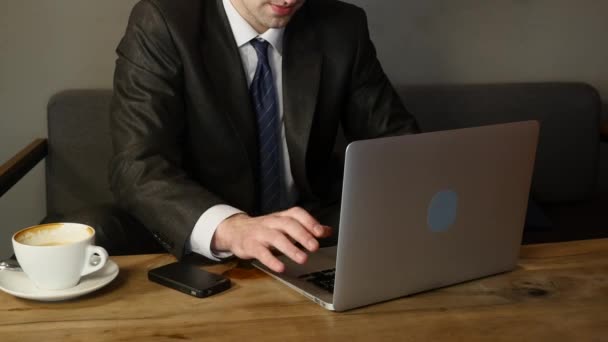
[1,239,607,341]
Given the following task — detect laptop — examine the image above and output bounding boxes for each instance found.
[253,120,539,311]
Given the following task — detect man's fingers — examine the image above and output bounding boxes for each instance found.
[253,245,285,273]
[277,207,334,240]
[317,225,333,238]
[266,231,308,265]
[224,210,335,274]
[267,216,319,252]
[277,207,326,237]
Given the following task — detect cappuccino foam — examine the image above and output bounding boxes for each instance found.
[15,223,93,246]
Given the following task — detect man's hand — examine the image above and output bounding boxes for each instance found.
[211,207,332,273]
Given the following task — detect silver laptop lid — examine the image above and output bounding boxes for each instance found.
[332,121,539,311]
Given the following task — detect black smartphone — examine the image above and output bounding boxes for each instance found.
[148,262,231,298]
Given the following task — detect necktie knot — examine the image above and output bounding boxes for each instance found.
[250,38,270,60]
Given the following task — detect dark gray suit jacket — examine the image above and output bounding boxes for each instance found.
[110,0,418,257]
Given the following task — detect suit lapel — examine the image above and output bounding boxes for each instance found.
[201,0,259,184]
[283,7,322,199]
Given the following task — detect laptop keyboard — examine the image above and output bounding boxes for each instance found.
[298,268,336,293]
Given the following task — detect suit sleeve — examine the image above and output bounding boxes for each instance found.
[109,0,222,258]
[341,8,419,140]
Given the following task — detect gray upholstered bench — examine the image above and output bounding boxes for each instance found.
[1,83,606,252]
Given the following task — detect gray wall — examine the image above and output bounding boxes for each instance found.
[1,0,607,258]
[349,0,608,99]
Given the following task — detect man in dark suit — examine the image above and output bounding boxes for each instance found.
[110,0,418,272]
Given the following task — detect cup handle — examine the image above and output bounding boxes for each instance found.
[81,245,109,276]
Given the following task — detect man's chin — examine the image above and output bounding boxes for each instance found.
[265,17,292,29]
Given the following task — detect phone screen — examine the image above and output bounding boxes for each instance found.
[148,262,231,297]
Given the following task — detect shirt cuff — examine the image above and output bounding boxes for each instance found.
[188,204,243,261]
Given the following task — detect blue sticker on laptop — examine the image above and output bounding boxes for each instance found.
[427,190,458,232]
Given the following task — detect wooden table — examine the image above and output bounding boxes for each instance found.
[1,239,607,341]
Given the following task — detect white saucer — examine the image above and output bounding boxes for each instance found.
[0,260,119,301]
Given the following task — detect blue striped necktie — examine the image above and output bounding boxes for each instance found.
[250,38,281,214]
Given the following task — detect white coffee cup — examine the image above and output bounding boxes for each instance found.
[12,223,108,290]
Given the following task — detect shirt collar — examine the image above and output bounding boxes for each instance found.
[222,0,284,55]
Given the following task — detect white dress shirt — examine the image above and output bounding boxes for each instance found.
[187,0,298,260]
